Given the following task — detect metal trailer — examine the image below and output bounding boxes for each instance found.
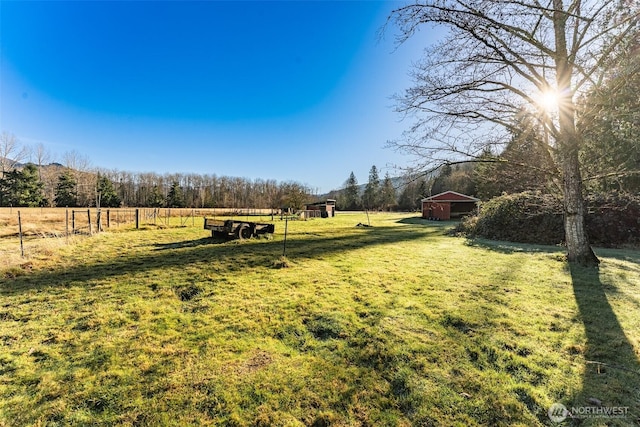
[204,218,275,240]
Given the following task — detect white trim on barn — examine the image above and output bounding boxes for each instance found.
[421,191,480,203]
[421,191,480,220]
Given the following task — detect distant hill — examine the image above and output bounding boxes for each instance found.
[2,159,66,171]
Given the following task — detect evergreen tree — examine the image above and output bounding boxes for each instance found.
[380,173,397,211]
[0,164,44,207]
[579,36,640,193]
[363,165,380,210]
[430,164,454,195]
[148,185,165,207]
[474,113,556,199]
[416,178,430,201]
[398,177,432,211]
[96,175,121,207]
[54,170,78,207]
[473,149,502,199]
[342,172,360,210]
[166,181,185,208]
[0,174,7,206]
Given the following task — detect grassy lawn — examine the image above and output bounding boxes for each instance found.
[1,213,639,426]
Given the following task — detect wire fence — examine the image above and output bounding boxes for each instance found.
[0,207,278,237]
[0,207,281,257]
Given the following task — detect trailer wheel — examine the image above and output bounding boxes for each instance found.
[236,223,253,240]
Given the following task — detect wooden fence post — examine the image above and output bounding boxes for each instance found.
[72,210,76,233]
[18,211,24,258]
[87,209,92,235]
[282,216,288,257]
[135,208,139,229]
[66,209,69,243]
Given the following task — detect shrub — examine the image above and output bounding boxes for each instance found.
[586,192,640,247]
[458,191,640,248]
[458,192,564,245]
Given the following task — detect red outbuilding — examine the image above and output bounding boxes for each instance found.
[421,191,480,220]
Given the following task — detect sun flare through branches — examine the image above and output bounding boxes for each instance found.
[534,89,560,115]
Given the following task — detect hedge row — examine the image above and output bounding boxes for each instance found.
[457,191,640,247]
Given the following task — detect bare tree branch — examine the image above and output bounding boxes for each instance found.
[0,132,28,178]
[386,0,638,265]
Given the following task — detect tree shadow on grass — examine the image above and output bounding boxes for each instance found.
[0,224,439,295]
[464,237,566,255]
[152,237,223,250]
[395,216,458,226]
[462,237,640,423]
[568,264,640,425]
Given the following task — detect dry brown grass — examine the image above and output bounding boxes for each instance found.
[0,207,275,274]
[0,233,72,277]
[0,207,275,239]
[0,208,73,238]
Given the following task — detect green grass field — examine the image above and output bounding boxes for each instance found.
[1,213,639,426]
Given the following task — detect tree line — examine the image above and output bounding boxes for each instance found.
[327,166,398,211]
[0,134,315,209]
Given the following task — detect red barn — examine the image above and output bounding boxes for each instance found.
[421,191,479,220]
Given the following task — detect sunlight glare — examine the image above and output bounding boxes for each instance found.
[535,90,560,113]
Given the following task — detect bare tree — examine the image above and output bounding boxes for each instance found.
[31,143,52,180]
[387,0,639,266]
[0,132,28,178]
[280,181,311,211]
[63,150,91,172]
[32,145,59,206]
[63,150,95,206]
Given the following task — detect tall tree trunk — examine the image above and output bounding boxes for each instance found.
[561,148,599,265]
[554,0,599,266]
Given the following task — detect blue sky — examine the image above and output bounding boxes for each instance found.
[1,1,432,193]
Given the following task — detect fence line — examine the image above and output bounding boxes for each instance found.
[0,207,280,239]
[0,207,303,257]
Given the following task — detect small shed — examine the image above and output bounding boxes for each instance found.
[305,199,336,218]
[421,191,479,220]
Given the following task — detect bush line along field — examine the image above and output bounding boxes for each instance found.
[0,213,639,426]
